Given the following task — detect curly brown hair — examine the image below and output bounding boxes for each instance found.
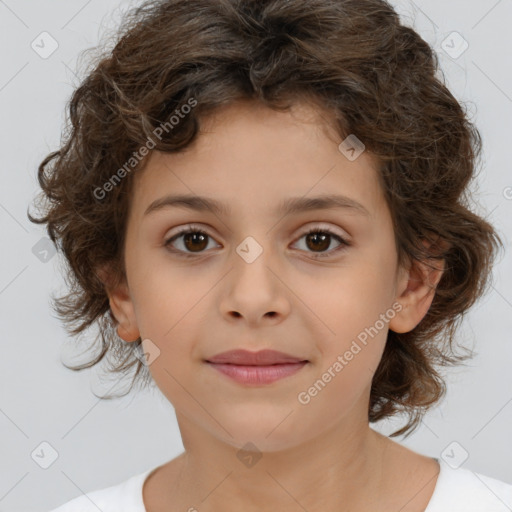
[27,0,503,437]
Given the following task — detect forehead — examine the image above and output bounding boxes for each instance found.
[129,100,385,223]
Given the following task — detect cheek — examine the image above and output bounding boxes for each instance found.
[131,271,211,374]
[294,360,375,436]
[129,255,204,338]
[299,291,392,419]
[304,253,395,374]
[307,262,395,331]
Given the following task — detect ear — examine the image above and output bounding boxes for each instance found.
[96,264,140,343]
[388,241,446,334]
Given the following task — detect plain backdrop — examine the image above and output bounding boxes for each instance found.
[0,0,511,510]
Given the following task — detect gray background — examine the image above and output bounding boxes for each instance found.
[1,0,511,510]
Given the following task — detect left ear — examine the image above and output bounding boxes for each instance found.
[96,263,140,343]
[389,240,446,334]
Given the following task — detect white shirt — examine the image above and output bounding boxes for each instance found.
[48,458,512,511]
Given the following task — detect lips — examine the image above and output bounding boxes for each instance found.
[205,349,309,385]
[206,349,307,365]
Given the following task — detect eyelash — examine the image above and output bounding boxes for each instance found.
[164,224,350,260]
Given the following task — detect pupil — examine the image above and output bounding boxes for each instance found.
[307,232,329,252]
[184,232,207,252]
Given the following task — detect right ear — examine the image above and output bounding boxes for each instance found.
[96,264,140,343]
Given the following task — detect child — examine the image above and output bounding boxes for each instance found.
[29,0,512,510]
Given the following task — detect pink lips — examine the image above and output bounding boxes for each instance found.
[205,349,308,385]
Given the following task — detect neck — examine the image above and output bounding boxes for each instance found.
[167,414,387,512]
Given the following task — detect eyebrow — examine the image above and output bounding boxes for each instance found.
[143,193,371,218]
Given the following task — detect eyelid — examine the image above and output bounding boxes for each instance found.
[290,223,351,259]
[164,222,349,241]
[164,223,220,245]
[296,222,349,240]
[164,223,219,242]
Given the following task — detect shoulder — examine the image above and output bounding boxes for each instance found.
[47,468,153,512]
[427,459,512,512]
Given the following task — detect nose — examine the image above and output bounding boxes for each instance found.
[218,250,291,328]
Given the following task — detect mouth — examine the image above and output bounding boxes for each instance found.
[206,349,307,365]
[205,349,309,385]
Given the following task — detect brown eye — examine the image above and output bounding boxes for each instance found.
[292,227,349,258]
[181,231,208,252]
[164,224,350,260]
[305,231,331,252]
[164,226,219,257]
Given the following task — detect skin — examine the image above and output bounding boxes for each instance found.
[103,99,443,512]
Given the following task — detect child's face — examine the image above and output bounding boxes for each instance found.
[109,99,429,451]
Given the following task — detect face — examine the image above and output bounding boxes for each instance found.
[107,99,439,452]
